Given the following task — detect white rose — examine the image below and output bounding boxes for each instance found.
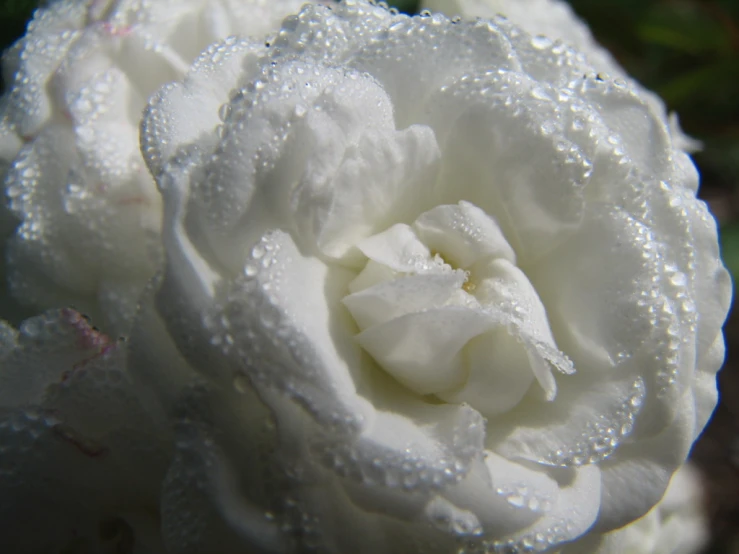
[134,1,730,551]
[0,309,170,553]
[134,0,731,551]
[420,0,702,153]
[563,464,710,553]
[0,0,317,334]
[0,0,719,552]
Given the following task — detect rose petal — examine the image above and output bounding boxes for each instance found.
[412,201,516,268]
[491,375,647,467]
[0,310,168,553]
[349,16,521,125]
[326,397,485,493]
[343,272,466,330]
[356,307,494,395]
[425,69,591,263]
[438,329,537,416]
[355,223,433,274]
[498,463,601,549]
[142,37,259,177]
[594,390,698,531]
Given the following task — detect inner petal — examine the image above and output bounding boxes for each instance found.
[412,201,516,268]
[356,306,493,395]
[356,223,439,274]
[343,272,466,330]
[438,328,536,416]
[343,203,572,415]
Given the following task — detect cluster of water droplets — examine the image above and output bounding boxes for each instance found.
[546,377,646,467]
[459,522,574,554]
[597,175,701,402]
[202,231,368,442]
[265,0,401,65]
[652,186,704,398]
[196,57,353,238]
[495,483,553,514]
[0,407,63,487]
[204,235,281,355]
[639,263,692,397]
[314,433,476,493]
[492,525,571,554]
[6,23,81,137]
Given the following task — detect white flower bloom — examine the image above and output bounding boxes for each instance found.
[132,1,730,551]
[420,0,703,152]
[129,0,732,551]
[0,0,315,334]
[564,464,710,553]
[1,1,728,552]
[0,309,170,553]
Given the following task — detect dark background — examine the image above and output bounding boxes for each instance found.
[1,0,738,552]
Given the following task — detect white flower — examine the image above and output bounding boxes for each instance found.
[130,0,732,551]
[563,464,710,553]
[0,309,170,553]
[0,0,315,334]
[421,0,703,152]
[1,0,728,552]
[133,1,730,552]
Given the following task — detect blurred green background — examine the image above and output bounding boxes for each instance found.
[1,0,738,552]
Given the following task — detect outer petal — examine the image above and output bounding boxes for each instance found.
[1,0,327,334]
[562,464,709,554]
[421,0,699,152]
[0,310,170,553]
[421,0,621,75]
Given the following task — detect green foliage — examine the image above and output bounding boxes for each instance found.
[720,223,739,291]
[0,0,37,17]
[0,0,37,82]
[389,0,419,13]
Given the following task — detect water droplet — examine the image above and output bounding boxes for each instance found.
[531,35,553,50]
[218,103,231,122]
[233,374,250,393]
[252,244,266,259]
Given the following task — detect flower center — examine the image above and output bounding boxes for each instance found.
[342,201,574,417]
